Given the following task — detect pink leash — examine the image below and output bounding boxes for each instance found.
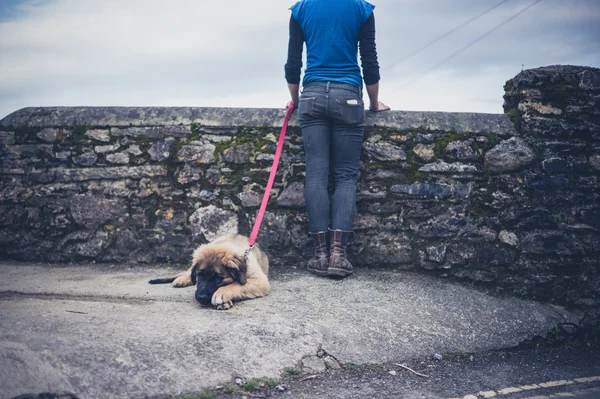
[246,103,295,256]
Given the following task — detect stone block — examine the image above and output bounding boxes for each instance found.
[454,268,498,282]
[86,129,111,142]
[477,246,512,267]
[0,131,15,145]
[36,128,59,142]
[238,187,262,208]
[277,182,305,208]
[69,195,127,228]
[351,214,380,230]
[0,206,27,226]
[414,215,473,239]
[524,175,571,191]
[177,141,215,164]
[125,145,143,156]
[445,243,477,266]
[360,200,405,215]
[391,183,452,198]
[364,169,402,180]
[72,152,98,166]
[106,152,130,165]
[189,206,238,241]
[363,142,406,161]
[499,230,519,246]
[94,144,120,153]
[521,232,584,256]
[102,180,135,197]
[426,244,447,263]
[355,232,412,266]
[54,165,167,182]
[413,143,435,161]
[419,161,478,173]
[177,164,203,184]
[148,140,174,161]
[3,144,54,159]
[111,126,191,139]
[223,144,254,164]
[250,211,305,251]
[357,183,387,200]
[500,206,558,230]
[74,232,109,257]
[444,140,478,161]
[484,137,535,173]
[391,182,472,198]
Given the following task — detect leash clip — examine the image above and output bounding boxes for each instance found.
[244,245,254,262]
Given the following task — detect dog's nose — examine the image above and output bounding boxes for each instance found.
[195,293,211,305]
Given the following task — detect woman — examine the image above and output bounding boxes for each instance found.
[285,0,390,278]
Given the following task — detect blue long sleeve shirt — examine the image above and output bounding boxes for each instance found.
[285,0,381,87]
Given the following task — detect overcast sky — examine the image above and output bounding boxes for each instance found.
[0,0,598,119]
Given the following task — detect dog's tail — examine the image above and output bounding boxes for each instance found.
[148,276,177,284]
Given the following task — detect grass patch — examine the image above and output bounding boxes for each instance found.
[241,379,261,391]
[265,378,279,388]
[285,367,302,376]
[222,384,238,394]
[364,364,379,372]
[177,392,215,399]
[346,363,359,371]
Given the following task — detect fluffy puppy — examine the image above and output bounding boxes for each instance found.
[149,234,269,310]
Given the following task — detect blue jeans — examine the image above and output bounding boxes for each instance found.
[298,81,365,233]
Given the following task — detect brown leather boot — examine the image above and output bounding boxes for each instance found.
[328,229,354,278]
[307,231,329,277]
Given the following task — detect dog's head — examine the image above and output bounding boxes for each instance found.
[190,246,248,305]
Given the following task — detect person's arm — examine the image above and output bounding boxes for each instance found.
[288,83,300,107]
[366,82,389,112]
[359,14,390,112]
[285,15,304,107]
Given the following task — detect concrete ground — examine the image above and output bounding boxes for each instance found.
[0,262,584,399]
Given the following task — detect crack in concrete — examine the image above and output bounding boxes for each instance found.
[0,290,176,305]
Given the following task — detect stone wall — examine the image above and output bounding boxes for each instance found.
[1,65,598,309]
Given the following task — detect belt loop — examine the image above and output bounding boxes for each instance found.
[326,81,330,93]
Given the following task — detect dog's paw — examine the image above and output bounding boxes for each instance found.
[215,301,233,310]
[212,288,233,310]
[172,273,192,288]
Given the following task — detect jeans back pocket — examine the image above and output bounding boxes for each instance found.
[298,96,316,122]
[336,97,365,126]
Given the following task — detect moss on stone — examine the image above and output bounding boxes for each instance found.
[169,141,184,162]
[234,127,275,149]
[212,139,234,155]
[474,133,500,153]
[429,130,501,161]
[190,123,203,134]
[506,109,523,132]
[542,81,582,110]
[387,170,425,185]
[11,126,42,144]
[433,131,466,159]
[70,125,93,142]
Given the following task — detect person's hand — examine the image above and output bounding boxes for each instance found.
[370,101,390,112]
[287,101,297,111]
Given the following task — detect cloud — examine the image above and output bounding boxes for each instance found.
[0,0,598,119]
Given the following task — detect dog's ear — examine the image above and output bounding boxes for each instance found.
[190,262,198,285]
[224,254,248,285]
[190,247,206,285]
